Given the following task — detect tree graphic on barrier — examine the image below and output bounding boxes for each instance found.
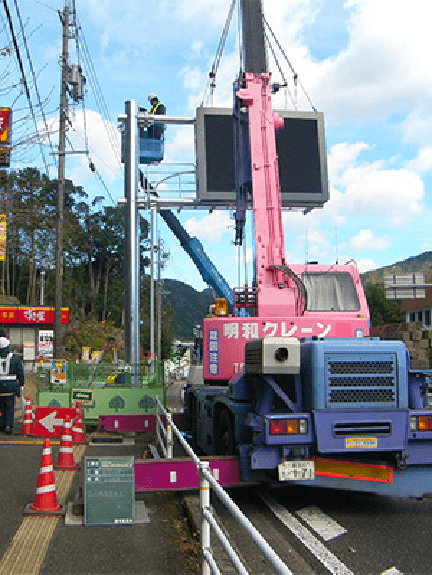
[109,395,125,412]
[48,399,61,407]
[138,395,156,413]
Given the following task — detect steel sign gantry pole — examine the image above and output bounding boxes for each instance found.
[124,100,140,381]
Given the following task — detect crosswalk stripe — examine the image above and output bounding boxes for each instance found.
[259,491,354,575]
[296,505,347,541]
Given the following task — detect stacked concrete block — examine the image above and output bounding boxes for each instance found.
[370,322,432,369]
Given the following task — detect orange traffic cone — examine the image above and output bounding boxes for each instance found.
[24,438,64,516]
[55,415,79,470]
[22,397,33,435]
[72,401,85,443]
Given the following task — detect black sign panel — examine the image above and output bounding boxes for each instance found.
[196,107,329,209]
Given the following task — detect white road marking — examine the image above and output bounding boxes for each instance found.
[258,491,354,575]
[381,568,403,575]
[296,505,347,541]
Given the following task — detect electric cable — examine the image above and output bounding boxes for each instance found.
[2,0,52,176]
[76,16,122,165]
[12,0,57,173]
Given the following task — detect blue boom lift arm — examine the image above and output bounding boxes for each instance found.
[159,209,234,312]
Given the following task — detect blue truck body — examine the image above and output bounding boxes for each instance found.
[186,337,432,497]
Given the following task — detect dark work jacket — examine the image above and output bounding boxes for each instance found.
[150,102,166,115]
[149,102,166,139]
[0,345,24,395]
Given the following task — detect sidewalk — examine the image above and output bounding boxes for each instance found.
[0,428,199,575]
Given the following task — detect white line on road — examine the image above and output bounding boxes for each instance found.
[296,505,347,541]
[258,491,354,575]
[381,568,403,575]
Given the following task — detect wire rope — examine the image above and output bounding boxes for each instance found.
[263,16,316,112]
[200,0,237,106]
[265,30,296,109]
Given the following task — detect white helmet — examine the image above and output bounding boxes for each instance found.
[148,93,158,102]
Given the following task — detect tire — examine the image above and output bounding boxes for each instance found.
[216,408,236,456]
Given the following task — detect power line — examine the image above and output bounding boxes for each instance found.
[76,16,122,165]
[12,0,57,173]
[2,0,52,176]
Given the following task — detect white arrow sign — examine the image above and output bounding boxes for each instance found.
[39,411,64,433]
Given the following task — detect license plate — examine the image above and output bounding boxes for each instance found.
[278,460,315,481]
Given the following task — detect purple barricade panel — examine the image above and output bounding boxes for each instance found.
[98,413,185,433]
[134,456,242,491]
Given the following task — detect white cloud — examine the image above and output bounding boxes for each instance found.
[188,41,205,60]
[348,229,389,251]
[338,164,423,224]
[405,146,432,174]
[304,1,432,121]
[184,211,232,243]
[326,143,425,225]
[328,142,371,184]
[172,0,238,26]
[41,109,122,188]
[355,258,376,273]
[164,125,195,162]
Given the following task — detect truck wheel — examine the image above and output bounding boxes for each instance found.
[216,408,236,456]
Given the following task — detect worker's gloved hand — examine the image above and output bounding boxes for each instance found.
[139,107,147,112]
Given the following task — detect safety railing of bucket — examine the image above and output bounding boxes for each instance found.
[155,396,292,575]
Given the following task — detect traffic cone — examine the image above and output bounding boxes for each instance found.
[72,401,85,443]
[55,415,79,471]
[22,397,33,435]
[24,438,64,516]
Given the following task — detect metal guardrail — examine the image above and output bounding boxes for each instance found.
[155,397,292,575]
[156,409,173,459]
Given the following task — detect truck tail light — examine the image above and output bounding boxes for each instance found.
[418,416,432,431]
[269,418,308,435]
[410,415,432,431]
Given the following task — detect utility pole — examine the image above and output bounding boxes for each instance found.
[54,0,69,359]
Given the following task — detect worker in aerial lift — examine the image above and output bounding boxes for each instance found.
[147,93,165,139]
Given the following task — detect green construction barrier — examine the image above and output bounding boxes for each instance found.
[36,361,166,424]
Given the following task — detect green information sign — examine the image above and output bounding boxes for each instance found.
[72,388,94,406]
[84,456,135,526]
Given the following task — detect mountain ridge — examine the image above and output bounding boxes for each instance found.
[361,251,432,284]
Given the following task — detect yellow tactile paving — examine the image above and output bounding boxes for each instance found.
[0,444,86,575]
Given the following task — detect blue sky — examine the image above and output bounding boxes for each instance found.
[3,0,432,292]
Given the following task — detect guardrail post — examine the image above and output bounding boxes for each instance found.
[167,412,173,459]
[199,461,211,575]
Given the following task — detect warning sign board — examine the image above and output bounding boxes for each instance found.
[32,407,77,438]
